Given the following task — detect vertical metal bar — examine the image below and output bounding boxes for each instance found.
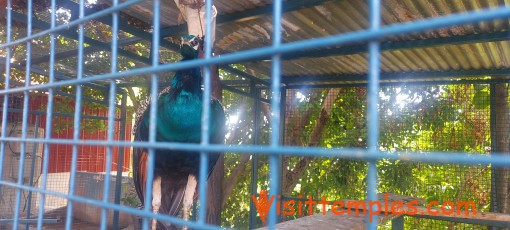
[13,0,33,227]
[198,0,215,225]
[489,83,497,230]
[0,0,13,210]
[37,0,57,228]
[366,0,381,229]
[277,86,286,221]
[268,0,283,228]
[391,216,404,230]
[99,0,120,228]
[112,91,127,229]
[64,0,86,228]
[25,115,40,230]
[192,202,197,221]
[142,0,160,228]
[249,86,261,230]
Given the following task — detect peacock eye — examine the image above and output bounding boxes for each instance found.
[190,38,198,47]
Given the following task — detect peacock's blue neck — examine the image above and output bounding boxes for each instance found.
[170,67,202,97]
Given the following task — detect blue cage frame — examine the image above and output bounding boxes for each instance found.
[2,0,510,229]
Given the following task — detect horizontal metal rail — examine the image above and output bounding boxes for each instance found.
[0,137,508,166]
[0,0,143,48]
[0,109,121,121]
[0,219,60,224]
[284,78,510,89]
[2,6,510,95]
[0,180,222,230]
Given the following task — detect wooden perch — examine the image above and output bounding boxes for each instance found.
[256,193,510,229]
[173,0,217,44]
[255,193,416,230]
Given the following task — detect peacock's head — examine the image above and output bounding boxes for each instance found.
[180,35,203,59]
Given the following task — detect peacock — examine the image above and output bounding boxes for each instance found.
[132,35,226,230]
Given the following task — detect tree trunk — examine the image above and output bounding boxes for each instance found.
[126,87,140,110]
[281,88,341,196]
[494,83,510,229]
[206,65,223,225]
[221,154,251,208]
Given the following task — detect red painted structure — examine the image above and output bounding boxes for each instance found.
[3,93,132,174]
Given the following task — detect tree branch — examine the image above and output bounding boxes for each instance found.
[221,154,251,208]
[126,87,140,110]
[218,98,252,208]
[282,90,321,187]
[281,88,341,196]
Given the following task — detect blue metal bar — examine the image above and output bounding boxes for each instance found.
[142,0,161,228]
[116,80,269,103]
[21,2,273,92]
[282,69,510,84]
[391,216,404,230]
[0,0,142,48]
[99,0,119,228]
[10,11,153,66]
[279,31,510,60]
[143,147,156,230]
[27,37,142,65]
[277,86,286,222]
[0,109,121,121]
[0,180,223,230]
[4,5,510,95]
[57,0,178,51]
[221,84,271,104]
[249,86,261,230]
[0,137,510,166]
[0,74,109,107]
[33,30,510,71]
[65,0,86,228]
[219,65,270,86]
[25,115,40,230]
[0,60,108,92]
[61,0,180,52]
[0,219,59,224]
[284,79,510,89]
[112,92,128,228]
[12,0,33,227]
[197,0,214,225]
[36,0,57,228]
[268,0,283,228]
[366,0,381,229]
[411,214,510,228]
[0,0,13,206]
[489,83,497,220]
[52,90,113,107]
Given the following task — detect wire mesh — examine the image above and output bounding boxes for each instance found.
[281,83,496,229]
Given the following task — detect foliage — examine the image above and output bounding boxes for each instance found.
[220,83,494,229]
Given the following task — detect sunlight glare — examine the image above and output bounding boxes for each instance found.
[228,114,239,125]
[296,91,305,102]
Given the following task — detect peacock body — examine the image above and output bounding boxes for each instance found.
[132,35,225,229]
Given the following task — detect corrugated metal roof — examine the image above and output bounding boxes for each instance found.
[99,0,510,84]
